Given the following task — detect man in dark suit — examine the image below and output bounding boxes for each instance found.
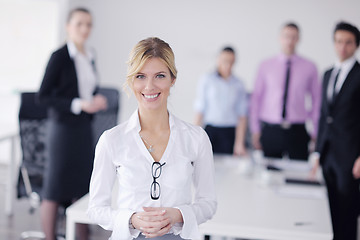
[315,21,360,240]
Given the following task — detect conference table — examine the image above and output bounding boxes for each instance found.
[199,154,332,240]
[66,154,333,240]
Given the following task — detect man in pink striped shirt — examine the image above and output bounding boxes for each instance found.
[250,22,321,160]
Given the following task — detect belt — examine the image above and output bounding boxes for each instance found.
[262,121,305,130]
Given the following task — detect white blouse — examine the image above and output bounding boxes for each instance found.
[87,110,217,240]
[67,41,97,114]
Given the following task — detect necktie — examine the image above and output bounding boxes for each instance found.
[282,60,291,119]
[331,68,341,102]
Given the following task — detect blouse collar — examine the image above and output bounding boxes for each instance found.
[67,41,94,61]
[124,109,176,134]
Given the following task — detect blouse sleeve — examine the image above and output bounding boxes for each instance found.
[87,131,141,240]
[250,63,266,134]
[308,63,321,138]
[175,127,217,239]
[236,80,248,117]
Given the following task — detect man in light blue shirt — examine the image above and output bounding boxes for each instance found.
[194,47,248,155]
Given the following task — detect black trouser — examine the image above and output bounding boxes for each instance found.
[322,143,360,240]
[260,122,310,160]
[205,125,235,154]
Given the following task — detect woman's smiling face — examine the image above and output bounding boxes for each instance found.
[132,57,175,112]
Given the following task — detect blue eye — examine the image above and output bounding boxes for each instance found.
[136,75,145,79]
[156,74,166,78]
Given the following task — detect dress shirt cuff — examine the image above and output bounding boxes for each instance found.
[309,152,320,166]
[71,98,82,115]
[174,205,200,239]
[111,209,140,240]
[170,222,183,236]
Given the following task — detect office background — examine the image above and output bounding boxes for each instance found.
[1,0,360,161]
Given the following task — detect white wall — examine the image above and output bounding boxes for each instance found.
[0,0,60,91]
[0,0,60,126]
[37,0,360,124]
[0,0,60,163]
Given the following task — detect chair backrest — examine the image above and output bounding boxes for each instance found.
[92,87,120,146]
[18,92,48,198]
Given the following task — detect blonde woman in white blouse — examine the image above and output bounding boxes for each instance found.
[87,37,217,239]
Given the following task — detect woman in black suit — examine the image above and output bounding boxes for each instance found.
[38,8,107,240]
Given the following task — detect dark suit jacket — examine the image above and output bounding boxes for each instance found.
[316,61,360,171]
[38,44,97,124]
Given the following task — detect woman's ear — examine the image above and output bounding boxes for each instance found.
[171,78,176,86]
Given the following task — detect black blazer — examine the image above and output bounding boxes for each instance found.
[38,44,97,124]
[316,61,360,170]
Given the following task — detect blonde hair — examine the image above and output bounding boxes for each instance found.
[125,37,177,91]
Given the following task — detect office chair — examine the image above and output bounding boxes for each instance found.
[17,92,48,239]
[17,92,47,211]
[92,87,120,146]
